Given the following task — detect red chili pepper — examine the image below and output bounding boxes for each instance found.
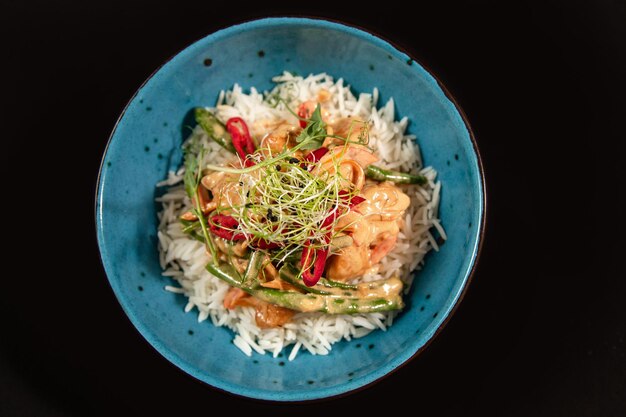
[299,188,366,286]
[338,190,366,208]
[251,238,280,250]
[301,147,329,170]
[297,103,309,128]
[301,240,330,287]
[226,117,255,167]
[349,195,366,208]
[209,214,246,241]
[305,147,328,164]
[321,208,340,229]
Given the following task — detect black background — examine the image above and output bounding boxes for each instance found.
[2,0,625,416]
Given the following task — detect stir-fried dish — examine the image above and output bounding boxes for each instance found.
[180,102,427,329]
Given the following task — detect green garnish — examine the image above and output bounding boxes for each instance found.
[183,137,218,265]
[214,153,359,264]
[295,105,327,150]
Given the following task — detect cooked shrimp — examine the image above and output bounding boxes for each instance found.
[201,171,243,209]
[259,122,305,160]
[223,287,294,328]
[369,231,398,265]
[334,211,371,247]
[326,244,370,281]
[358,182,411,221]
[223,287,249,310]
[180,183,216,220]
[329,117,369,144]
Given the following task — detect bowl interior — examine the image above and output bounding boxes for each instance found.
[96,18,484,401]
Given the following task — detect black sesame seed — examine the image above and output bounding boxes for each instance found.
[239,181,244,186]
[276,165,281,171]
[289,157,299,164]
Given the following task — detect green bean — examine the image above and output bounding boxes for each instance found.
[365,165,427,185]
[194,108,236,153]
[206,263,404,314]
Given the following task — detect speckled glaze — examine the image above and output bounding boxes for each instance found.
[96,18,485,401]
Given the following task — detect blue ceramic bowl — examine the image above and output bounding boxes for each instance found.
[96,17,485,401]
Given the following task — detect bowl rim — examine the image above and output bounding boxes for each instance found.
[95,16,487,402]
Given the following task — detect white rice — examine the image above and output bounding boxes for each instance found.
[156,72,444,359]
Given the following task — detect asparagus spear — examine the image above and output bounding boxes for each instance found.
[241,251,264,287]
[278,263,357,295]
[194,108,236,153]
[365,165,427,185]
[206,263,404,314]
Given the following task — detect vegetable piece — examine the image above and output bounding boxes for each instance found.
[338,190,365,208]
[304,146,329,164]
[226,117,255,167]
[278,264,356,295]
[365,165,428,185]
[180,218,201,234]
[242,251,264,286]
[349,195,366,208]
[297,102,309,128]
[297,187,365,287]
[330,235,353,250]
[250,238,280,250]
[182,138,218,264]
[295,105,327,150]
[194,108,236,153]
[206,263,404,314]
[301,243,329,287]
[208,214,246,241]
